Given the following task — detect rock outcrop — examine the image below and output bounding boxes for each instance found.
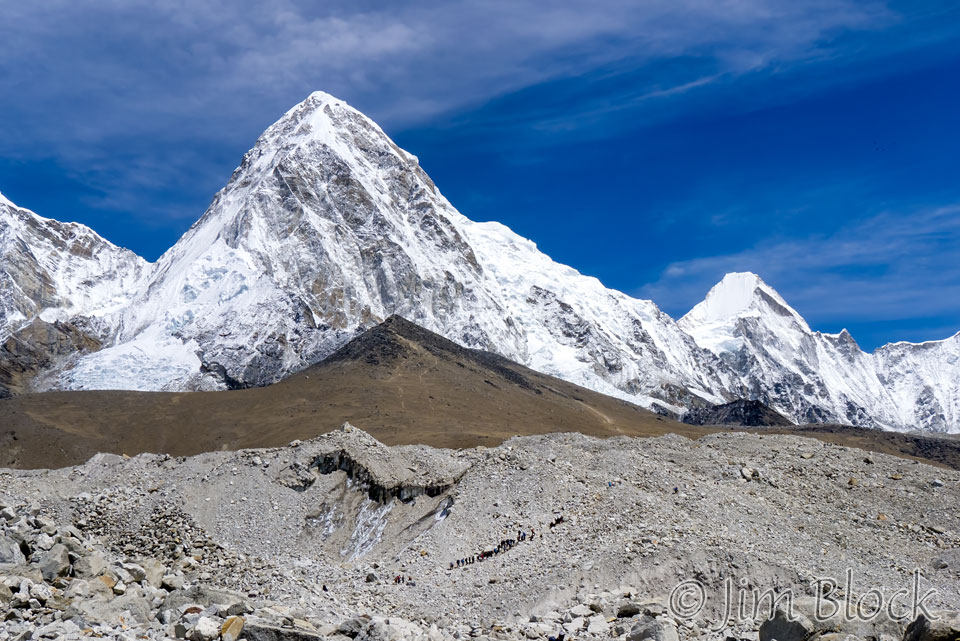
[682,399,794,427]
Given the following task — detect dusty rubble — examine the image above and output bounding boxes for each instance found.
[1,424,959,640]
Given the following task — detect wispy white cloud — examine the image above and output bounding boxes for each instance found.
[0,0,894,140]
[0,0,902,229]
[637,205,960,338]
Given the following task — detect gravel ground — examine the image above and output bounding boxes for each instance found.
[1,424,958,640]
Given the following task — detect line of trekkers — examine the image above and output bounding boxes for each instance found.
[449,515,565,570]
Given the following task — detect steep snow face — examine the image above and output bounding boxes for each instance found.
[459,220,735,405]
[679,273,960,433]
[0,193,150,342]
[874,334,960,433]
[681,272,811,354]
[58,92,734,406]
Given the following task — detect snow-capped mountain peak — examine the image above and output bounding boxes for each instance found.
[25,91,737,405]
[683,271,808,327]
[679,272,810,357]
[677,273,960,432]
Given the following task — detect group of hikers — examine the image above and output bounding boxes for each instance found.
[449,531,527,569]
[393,574,414,585]
[449,515,564,570]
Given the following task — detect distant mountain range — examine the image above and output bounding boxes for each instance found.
[5,315,960,472]
[1,92,957,432]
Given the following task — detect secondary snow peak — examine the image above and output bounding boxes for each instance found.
[682,271,806,328]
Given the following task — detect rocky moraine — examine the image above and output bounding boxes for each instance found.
[1,424,958,641]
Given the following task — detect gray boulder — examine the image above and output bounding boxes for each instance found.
[628,615,680,641]
[337,617,369,638]
[903,612,960,641]
[70,592,154,626]
[189,616,222,641]
[242,622,325,641]
[3,564,43,584]
[759,602,819,641]
[0,582,13,604]
[136,557,166,588]
[163,585,245,615]
[162,573,186,591]
[0,535,26,566]
[759,597,904,641]
[73,551,107,578]
[37,543,71,581]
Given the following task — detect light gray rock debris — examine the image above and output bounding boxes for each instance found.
[0,426,958,640]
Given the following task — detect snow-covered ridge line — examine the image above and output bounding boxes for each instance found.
[1,91,958,433]
[680,272,960,432]
[878,330,960,349]
[0,193,152,346]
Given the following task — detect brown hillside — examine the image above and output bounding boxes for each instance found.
[0,316,709,469]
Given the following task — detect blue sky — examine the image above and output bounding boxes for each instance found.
[1,1,958,350]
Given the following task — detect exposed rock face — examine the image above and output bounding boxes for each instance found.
[682,399,794,427]
[0,318,101,396]
[280,421,467,503]
[0,191,149,342]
